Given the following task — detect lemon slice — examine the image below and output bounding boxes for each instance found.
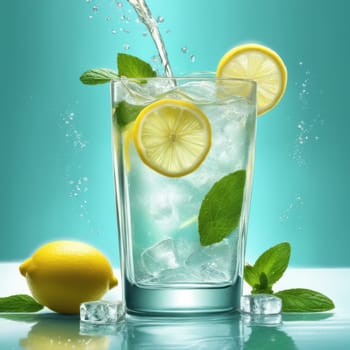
[133,98,212,177]
[217,43,287,115]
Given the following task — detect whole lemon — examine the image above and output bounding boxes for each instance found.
[19,240,118,314]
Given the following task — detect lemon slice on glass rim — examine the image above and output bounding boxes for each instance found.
[216,43,288,116]
[133,98,212,177]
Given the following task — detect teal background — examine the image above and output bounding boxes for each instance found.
[1,0,349,267]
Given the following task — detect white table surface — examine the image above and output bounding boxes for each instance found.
[1,263,350,349]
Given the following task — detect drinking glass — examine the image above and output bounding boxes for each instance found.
[111,76,257,315]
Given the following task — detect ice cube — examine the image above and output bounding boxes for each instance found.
[166,81,217,104]
[241,313,283,327]
[120,76,176,104]
[153,267,198,283]
[149,188,180,228]
[141,239,180,276]
[173,238,199,261]
[185,238,236,282]
[240,294,282,315]
[80,300,125,324]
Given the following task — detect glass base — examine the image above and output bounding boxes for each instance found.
[124,277,242,315]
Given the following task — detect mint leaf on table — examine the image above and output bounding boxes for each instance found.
[0,294,43,313]
[117,53,156,79]
[275,288,335,312]
[80,68,119,85]
[244,264,260,288]
[244,242,290,293]
[251,242,291,293]
[113,101,144,129]
[198,170,246,246]
[244,242,335,312]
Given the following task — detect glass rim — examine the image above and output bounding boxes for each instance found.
[111,73,257,86]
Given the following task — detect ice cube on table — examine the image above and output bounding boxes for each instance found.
[80,300,125,324]
[242,313,282,327]
[240,294,282,315]
[141,239,180,277]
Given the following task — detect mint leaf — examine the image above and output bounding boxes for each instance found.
[254,242,290,287]
[80,68,119,85]
[0,294,43,313]
[275,288,335,312]
[117,53,156,78]
[198,170,246,246]
[113,101,144,129]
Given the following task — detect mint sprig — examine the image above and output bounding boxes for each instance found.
[80,68,119,85]
[80,53,156,85]
[0,294,43,313]
[117,53,156,79]
[244,242,335,312]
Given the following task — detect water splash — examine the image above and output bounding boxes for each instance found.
[127,0,173,77]
[291,62,324,167]
[280,194,304,229]
[62,112,87,151]
[61,108,92,224]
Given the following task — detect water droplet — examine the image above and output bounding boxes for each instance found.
[190,55,196,63]
[157,16,164,23]
[152,55,159,62]
[299,61,303,65]
[116,1,123,7]
[92,5,98,12]
[106,16,111,21]
[88,15,93,19]
[123,44,130,50]
[181,47,188,54]
[111,29,117,34]
[142,31,148,37]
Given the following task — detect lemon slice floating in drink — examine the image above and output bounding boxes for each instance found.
[133,98,212,177]
[217,43,287,115]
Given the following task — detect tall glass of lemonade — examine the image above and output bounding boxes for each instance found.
[111,75,257,315]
